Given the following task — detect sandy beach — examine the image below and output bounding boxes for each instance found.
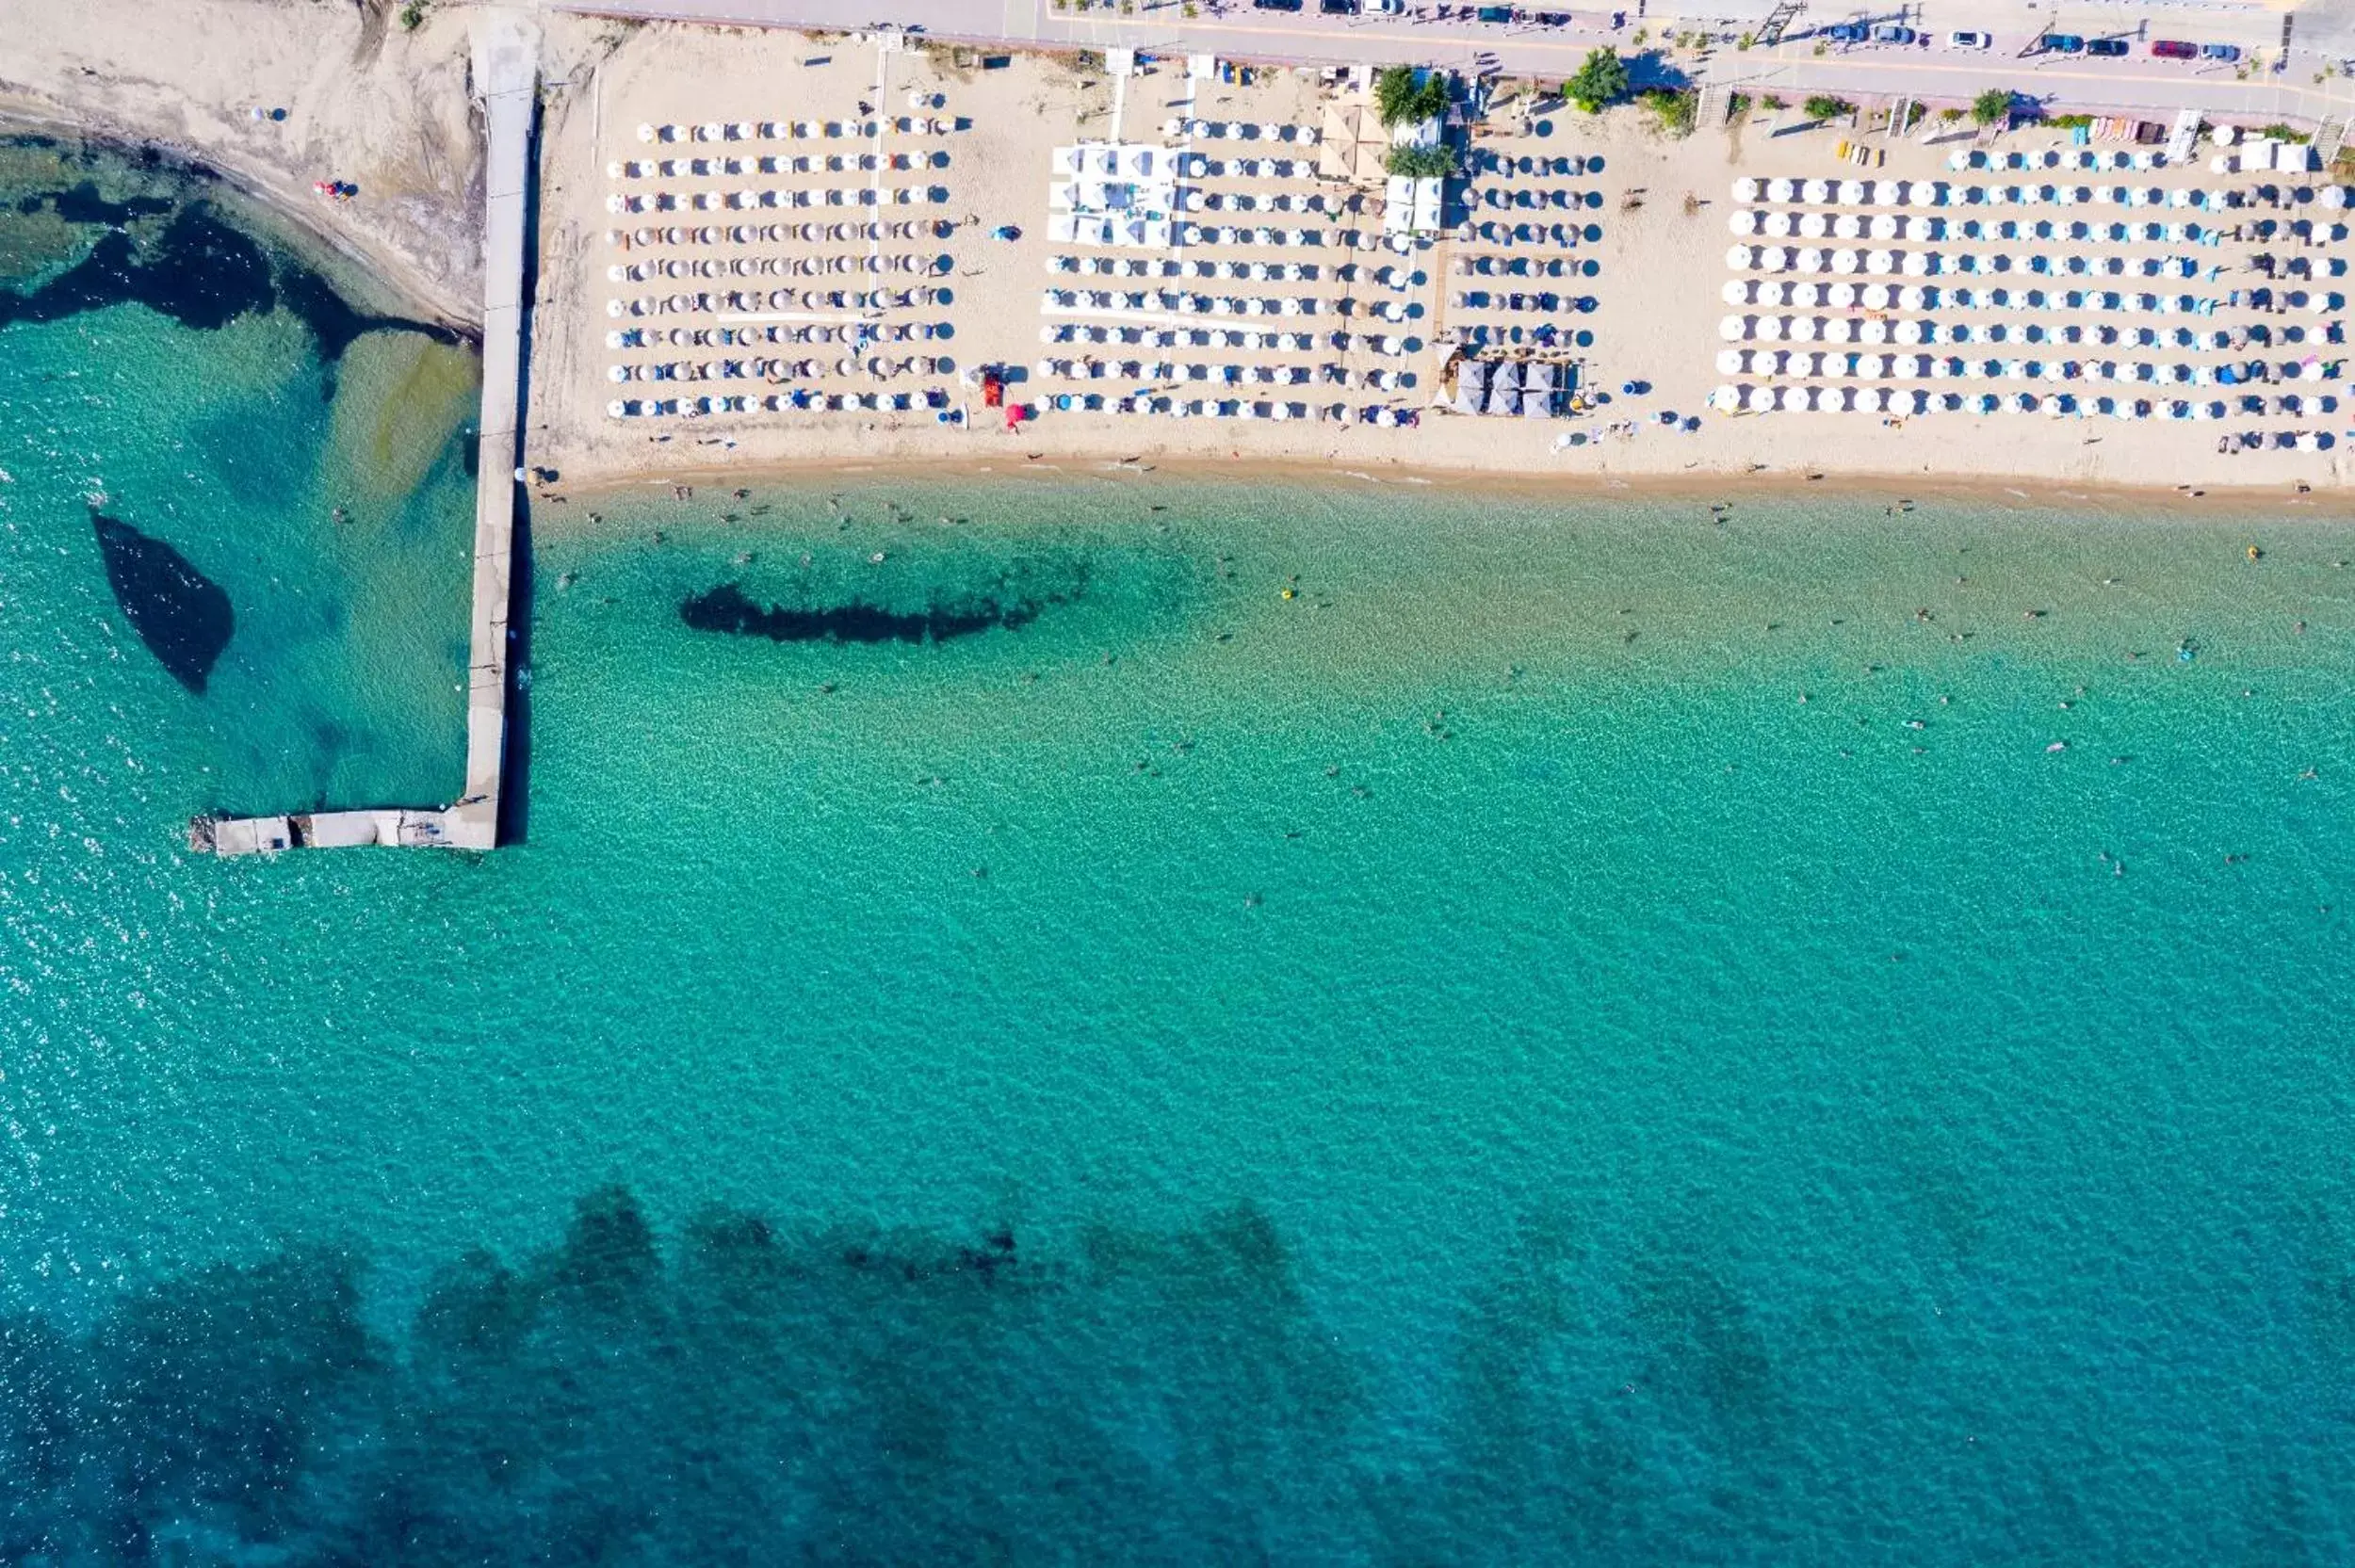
[6,2,2351,494]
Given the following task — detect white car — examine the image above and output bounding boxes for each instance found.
[1947,30,1993,49]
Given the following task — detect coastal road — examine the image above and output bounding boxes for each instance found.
[548,0,2355,123]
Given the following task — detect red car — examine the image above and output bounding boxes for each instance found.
[2151,40,2198,59]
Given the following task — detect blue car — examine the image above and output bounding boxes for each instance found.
[1827,22,1868,43]
[2201,42,2242,61]
[2039,32,2086,53]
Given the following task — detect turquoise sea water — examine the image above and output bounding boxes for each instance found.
[5,142,2355,1560]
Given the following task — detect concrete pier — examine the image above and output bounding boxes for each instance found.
[196,11,536,858]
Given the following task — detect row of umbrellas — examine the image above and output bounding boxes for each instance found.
[1730,211,2230,242]
[1052,255,1320,281]
[1735,176,2223,210]
[1043,325,1323,351]
[610,253,944,282]
[611,151,948,179]
[1709,383,2337,438]
[609,387,953,418]
[1043,289,1327,316]
[639,118,957,143]
[611,220,943,248]
[1713,348,2341,386]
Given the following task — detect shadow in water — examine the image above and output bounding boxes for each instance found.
[90,509,234,694]
[497,92,547,849]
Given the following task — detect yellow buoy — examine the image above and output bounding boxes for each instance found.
[2248,544,2264,561]
[1280,586,1296,600]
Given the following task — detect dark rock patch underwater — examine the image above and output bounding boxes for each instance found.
[90,510,234,694]
[681,581,1064,644]
[0,137,463,359]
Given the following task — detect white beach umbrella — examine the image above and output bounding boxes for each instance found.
[1720,314,1750,343]
[1870,215,1902,241]
[1838,180,1866,206]
[1767,178,1797,203]
[1832,249,1862,275]
[1866,250,1897,276]
[1733,177,1762,202]
[1730,211,1762,235]
[1860,283,1893,310]
[1903,252,1933,277]
[1797,247,1828,273]
[1802,179,1833,204]
[1757,316,1787,342]
[1763,210,1796,237]
[1896,285,1927,311]
[1827,282,1859,309]
[1798,212,1831,238]
[1791,316,1821,343]
[1893,319,1925,345]
[1721,280,1753,306]
[1860,319,1890,345]
[1727,245,1759,270]
[1716,349,1747,375]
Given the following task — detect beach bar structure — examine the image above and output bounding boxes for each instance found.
[192,13,535,858]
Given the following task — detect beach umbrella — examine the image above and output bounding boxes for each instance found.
[1791,316,1821,343]
[1798,212,1831,238]
[1833,214,1865,239]
[1721,280,1753,306]
[1733,177,1762,202]
[1871,215,1902,241]
[1803,179,1833,204]
[1762,210,1795,237]
[1903,252,1933,277]
[1946,152,1972,172]
[1832,249,1862,275]
[2007,393,2035,412]
[1838,180,1867,205]
[1757,316,1787,342]
[1729,211,1762,235]
[1827,282,1860,309]
[1797,247,1828,273]
[1866,250,1897,276]
[1893,319,1925,345]
[1716,349,1747,376]
[1726,245,1757,271]
[1767,178,1797,202]
[1860,319,1890,345]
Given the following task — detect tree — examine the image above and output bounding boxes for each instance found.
[1972,89,2014,127]
[1373,65,1451,128]
[1803,94,1854,121]
[1565,48,1629,114]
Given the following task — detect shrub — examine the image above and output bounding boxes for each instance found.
[1641,88,1697,138]
[398,0,426,28]
[1384,142,1458,178]
[1565,49,1629,113]
[1762,94,1787,111]
[1971,89,2013,126]
[1938,106,1965,123]
[1803,94,1853,121]
[1728,91,1754,120]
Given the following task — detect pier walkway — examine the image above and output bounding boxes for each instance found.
[196,10,536,858]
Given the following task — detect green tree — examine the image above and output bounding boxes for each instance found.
[1384,143,1459,178]
[1803,94,1853,121]
[1971,89,2013,127]
[1373,64,1418,125]
[1565,49,1629,114]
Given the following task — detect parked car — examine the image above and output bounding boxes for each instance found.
[1947,30,1992,49]
[1252,0,1304,10]
[2201,42,2242,61]
[2151,39,2198,59]
[2087,38,2130,57]
[1870,24,1917,44]
[2039,33,2086,53]
[1319,0,1359,12]
[1826,22,1869,43]
[1474,4,1514,20]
